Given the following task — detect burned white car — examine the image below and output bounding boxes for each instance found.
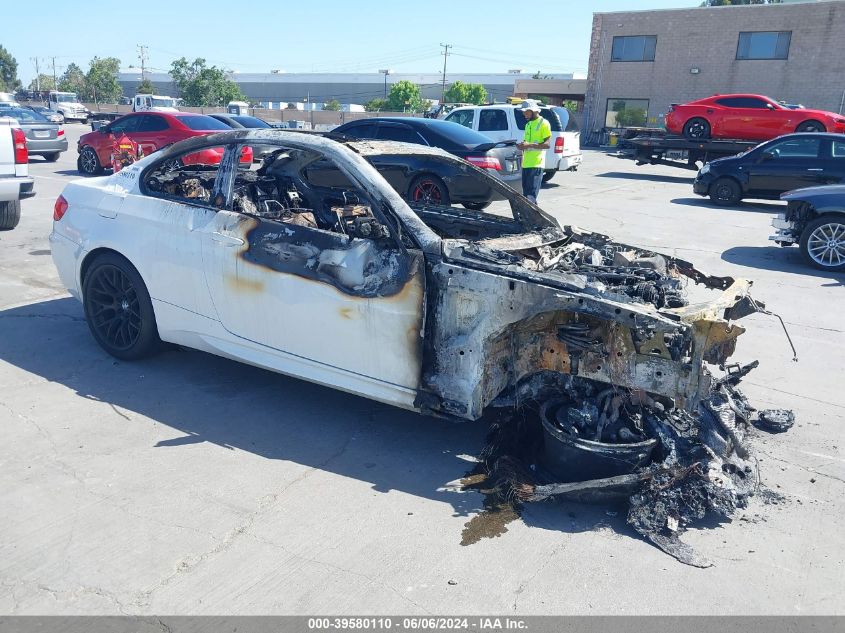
[50,130,791,565]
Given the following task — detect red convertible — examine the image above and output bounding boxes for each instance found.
[665,94,845,141]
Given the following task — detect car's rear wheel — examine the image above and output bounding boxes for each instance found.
[409,175,450,206]
[83,253,162,360]
[78,146,104,175]
[44,152,60,163]
[463,201,491,211]
[796,120,825,133]
[0,200,21,231]
[709,177,742,206]
[799,214,845,271]
[683,117,711,140]
[542,170,556,184]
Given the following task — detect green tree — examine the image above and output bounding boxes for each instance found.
[323,98,341,111]
[86,56,122,103]
[136,78,155,94]
[443,81,487,105]
[0,45,21,92]
[386,80,424,112]
[28,74,56,92]
[364,98,387,112]
[58,63,86,95]
[169,57,245,107]
[531,70,553,79]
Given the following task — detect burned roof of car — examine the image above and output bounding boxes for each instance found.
[153,128,456,161]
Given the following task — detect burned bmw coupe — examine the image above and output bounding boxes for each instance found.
[51,130,790,565]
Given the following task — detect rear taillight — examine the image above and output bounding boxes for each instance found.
[466,156,502,170]
[12,128,27,164]
[554,137,564,154]
[57,128,65,137]
[54,195,68,221]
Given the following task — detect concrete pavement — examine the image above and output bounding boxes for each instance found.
[0,125,842,614]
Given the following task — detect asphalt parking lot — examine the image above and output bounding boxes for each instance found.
[1,123,843,615]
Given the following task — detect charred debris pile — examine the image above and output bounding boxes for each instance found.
[473,232,794,567]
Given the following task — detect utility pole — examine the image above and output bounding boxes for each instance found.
[31,57,40,92]
[379,69,392,99]
[440,43,452,104]
[137,44,149,81]
[51,57,58,89]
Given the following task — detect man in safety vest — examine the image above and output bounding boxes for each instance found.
[516,99,551,204]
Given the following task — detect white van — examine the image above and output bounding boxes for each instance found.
[445,104,582,183]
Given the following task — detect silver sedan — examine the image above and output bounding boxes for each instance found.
[2,107,67,161]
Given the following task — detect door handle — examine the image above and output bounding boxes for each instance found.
[211,232,244,247]
[807,168,824,172]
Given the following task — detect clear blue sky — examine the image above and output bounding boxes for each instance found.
[5,0,699,86]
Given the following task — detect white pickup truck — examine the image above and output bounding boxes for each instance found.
[0,117,35,230]
[48,91,90,123]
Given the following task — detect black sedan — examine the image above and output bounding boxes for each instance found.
[771,185,845,271]
[332,117,521,207]
[209,113,276,160]
[296,139,512,213]
[694,133,845,206]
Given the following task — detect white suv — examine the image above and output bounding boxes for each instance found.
[445,104,582,183]
[0,117,35,230]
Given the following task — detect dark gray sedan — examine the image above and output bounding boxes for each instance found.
[27,105,64,124]
[209,113,277,160]
[4,107,67,161]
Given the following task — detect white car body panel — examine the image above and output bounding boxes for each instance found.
[50,151,425,412]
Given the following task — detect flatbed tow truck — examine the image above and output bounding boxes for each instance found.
[614,127,757,171]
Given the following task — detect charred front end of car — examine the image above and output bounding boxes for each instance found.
[415,226,788,566]
[416,227,751,421]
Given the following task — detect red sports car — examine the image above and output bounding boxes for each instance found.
[665,94,845,141]
[77,112,252,175]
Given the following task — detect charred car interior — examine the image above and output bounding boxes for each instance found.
[135,131,795,565]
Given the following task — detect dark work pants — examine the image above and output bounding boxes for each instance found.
[521,167,543,204]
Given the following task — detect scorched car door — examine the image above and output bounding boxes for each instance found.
[202,210,426,397]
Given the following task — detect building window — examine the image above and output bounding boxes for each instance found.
[736,31,791,60]
[611,36,657,62]
[606,99,649,128]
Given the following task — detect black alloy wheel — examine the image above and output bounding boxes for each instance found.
[409,176,451,206]
[796,120,825,133]
[683,118,711,140]
[78,146,104,175]
[83,254,161,360]
[709,177,742,206]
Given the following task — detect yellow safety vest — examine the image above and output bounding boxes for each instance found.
[522,116,551,169]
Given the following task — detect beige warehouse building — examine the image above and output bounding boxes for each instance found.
[584,1,845,142]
